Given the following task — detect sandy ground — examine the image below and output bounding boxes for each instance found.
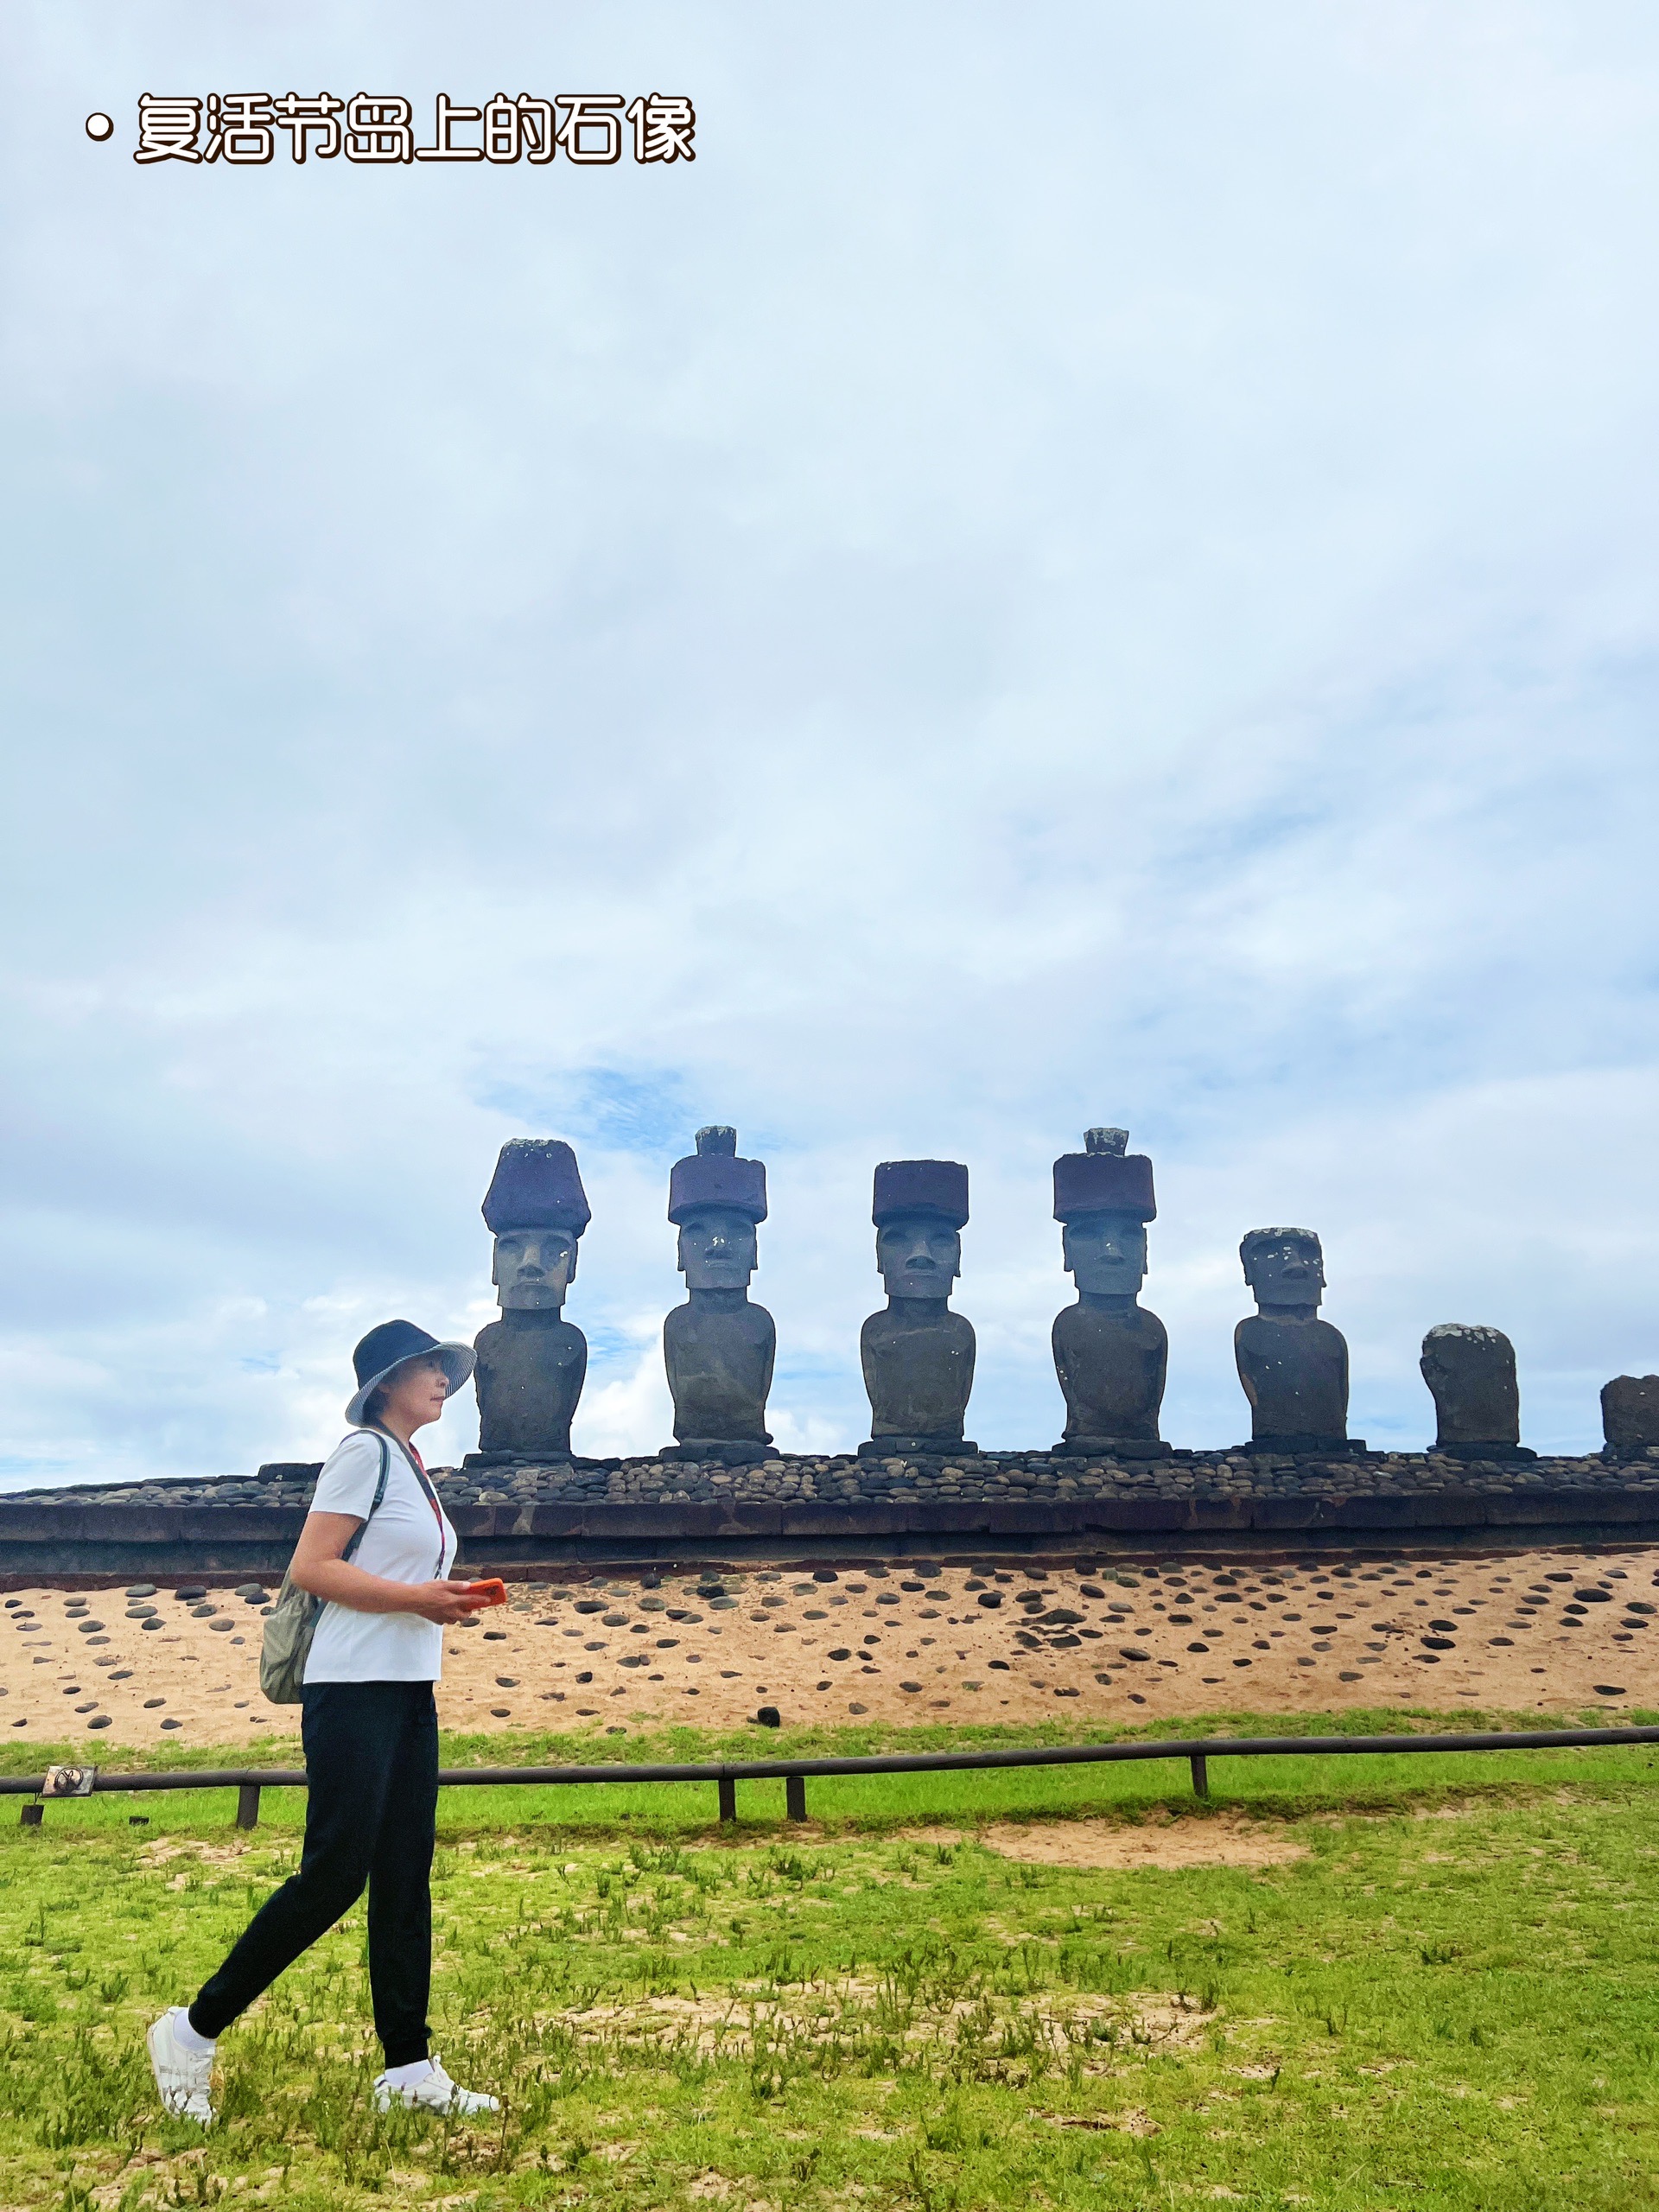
[3,1546,1656,1751]
[903,1815,1309,1869]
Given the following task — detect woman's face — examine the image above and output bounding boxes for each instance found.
[380,1355,452,1433]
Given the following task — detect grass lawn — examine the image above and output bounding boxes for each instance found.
[2,1707,1657,2209]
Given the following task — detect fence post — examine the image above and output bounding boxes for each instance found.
[785,1775,807,1822]
[717,1776,736,1824]
[236,1783,262,1831]
[1189,1754,1209,1799]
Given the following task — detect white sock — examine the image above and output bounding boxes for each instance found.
[172,2009,216,2056]
[380,2057,435,2088]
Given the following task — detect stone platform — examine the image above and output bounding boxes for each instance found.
[4,1445,1659,1580]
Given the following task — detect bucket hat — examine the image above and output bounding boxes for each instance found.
[346,1319,475,1427]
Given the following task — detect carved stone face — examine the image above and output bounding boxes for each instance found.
[877,1216,961,1300]
[1244,1236,1325,1311]
[492,1227,578,1310]
[677,1205,759,1291]
[1063,1211,1147,1297]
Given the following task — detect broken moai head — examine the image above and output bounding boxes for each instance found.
[1420,1323,1522,1452]
[1054,1127,1156,1299]
[1602,1374,1659,1456]
[669,1126,767,1292]
[481,1139,590,1310]
[873,1159,968,1300]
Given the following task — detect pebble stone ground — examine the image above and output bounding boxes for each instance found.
[2,1545,1655,1747]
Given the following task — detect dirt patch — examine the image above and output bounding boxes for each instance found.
[137,1841,251,1867]
[1033,2107,1160,2136]
[953,1813,1308,1871]
[547,1975,1211,2064]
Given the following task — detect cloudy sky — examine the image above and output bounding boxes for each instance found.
[3,2,1656,1486]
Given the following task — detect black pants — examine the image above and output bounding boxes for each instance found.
[189,1681,438,2068]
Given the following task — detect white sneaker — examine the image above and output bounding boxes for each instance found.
[373,2056,499,2116]
[147,2008,215,2125]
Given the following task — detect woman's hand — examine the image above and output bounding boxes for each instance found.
[404,1581,493,1626]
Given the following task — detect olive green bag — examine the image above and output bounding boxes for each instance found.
[259,1434,390,1704]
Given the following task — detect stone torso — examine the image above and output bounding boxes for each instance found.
[1052,1299,1166,1442]
[1423,1330,1520,1449]
[664,1293,776,1443]
[1235,1314,1348,1443]
[861,1301,976,1440]
[474,1313,588,1459]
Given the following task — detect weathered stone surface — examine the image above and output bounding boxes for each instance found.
[908,1500,997,1534]
[664,1294,775,1445]
[664,1128,776,1448]
[474,1313,586,1460]
[1050,1129,1167,1450]
[1052,1302,1167,1446]
[522,1501,587,1538]
[1187,1495,1253,1529]
[475,1139,592,1460]
[1252,1495,1322,1529]
[1603,1375,1659,1453]
[170,1507,309,1542]
[1421,1324,1526,1454]
[779,1503,912,1538]
[1235,1227,1350,1447]
[444,1503,499,1539]
[862,1160,976,1448]
[1078,1497,1188,1533]
[988,1500,1082,1534]
[860,1304,976,1449]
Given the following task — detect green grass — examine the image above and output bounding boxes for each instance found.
[3,1710,1658,2209]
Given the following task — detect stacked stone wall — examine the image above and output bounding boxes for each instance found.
[6,1445,1659,1577]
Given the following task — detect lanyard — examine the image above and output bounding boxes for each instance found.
[375,1428,449,1577]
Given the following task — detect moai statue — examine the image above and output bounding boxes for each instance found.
[1235,1227,1359,1452]
[661,1126,776,1465]
[858,1160,977,1459]
[1601,1375,1659,1459]
[469,1139,591,1464]
[1050,1128,1169,1458]
[1421,1324,1533,1459]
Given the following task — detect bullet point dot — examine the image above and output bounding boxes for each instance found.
[85,112,114,143]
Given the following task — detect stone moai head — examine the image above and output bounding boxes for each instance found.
[1054,1127,1156,1298]
[481,1139,591,1310]
[1421,1324,1521,1449]
[874,1159,968,1300]
[669,1126,767,1292]
[1240,1226,1325,1314]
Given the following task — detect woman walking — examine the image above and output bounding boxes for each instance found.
[146,1320,499,2125]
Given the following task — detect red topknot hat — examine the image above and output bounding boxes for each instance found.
[668,1126,768,1224]
[480,1139,591,1235]
[873,1159,969,1229]
[1052,1128,1156,1224]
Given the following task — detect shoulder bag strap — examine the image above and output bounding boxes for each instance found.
[340,1433,391,1566]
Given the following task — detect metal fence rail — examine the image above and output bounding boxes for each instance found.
[8,1724,1659,1829]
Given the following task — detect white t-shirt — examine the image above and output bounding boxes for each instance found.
[301,1428,459,1686]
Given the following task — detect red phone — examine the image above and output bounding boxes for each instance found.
[464,1578,508,1607]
